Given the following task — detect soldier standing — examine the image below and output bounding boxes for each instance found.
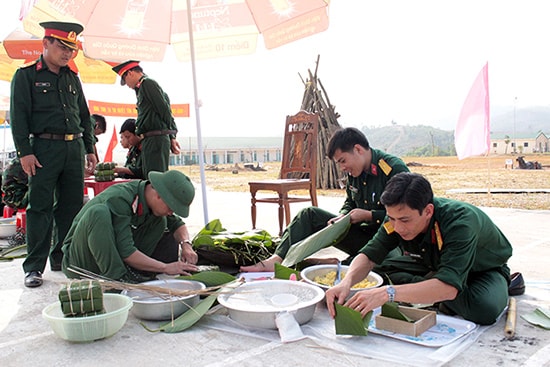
[10,21,97,287]
[112,61,180,177]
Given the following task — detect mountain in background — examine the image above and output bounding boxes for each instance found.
[362,106,550,157]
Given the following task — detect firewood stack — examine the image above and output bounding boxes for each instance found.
[299,55,343,189]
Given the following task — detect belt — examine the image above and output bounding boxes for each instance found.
[140,130,177,138]
[31,133,83,141]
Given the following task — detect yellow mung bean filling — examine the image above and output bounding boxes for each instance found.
[313,271,377,288]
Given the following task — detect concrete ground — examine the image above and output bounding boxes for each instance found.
[0,189,549,366]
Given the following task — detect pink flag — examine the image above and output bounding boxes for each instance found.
[454,63,490,160]
[103,126,118,162]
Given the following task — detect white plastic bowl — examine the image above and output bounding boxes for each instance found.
[300,264,383,296]
[122,279,206,321]
[0,217,17,238]
[217,279,324,329]
[42,293,132,342]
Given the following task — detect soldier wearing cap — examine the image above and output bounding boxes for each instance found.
[10,21,98,287]
[112,60,180,177]
[62,170,199,282]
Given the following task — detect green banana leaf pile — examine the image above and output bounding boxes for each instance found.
[192,219,276,268]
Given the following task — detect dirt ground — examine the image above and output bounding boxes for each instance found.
[174,154,550,210]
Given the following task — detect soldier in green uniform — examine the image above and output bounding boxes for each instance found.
[241,127,410,272]
[62,170,198,282]
[91,113,107,162]
[111,60,180,177]
[113,118,143,179]
[10,21,97,287]
[326,172,513,325]
[1,158,29,210]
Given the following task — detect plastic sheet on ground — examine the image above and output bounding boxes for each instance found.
[200,304,496,367]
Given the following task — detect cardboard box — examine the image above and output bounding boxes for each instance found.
[375,306,436,337]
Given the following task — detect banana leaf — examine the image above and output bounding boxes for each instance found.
[150,292,219,333]
[273,263,301,280]
[177,271,236,287]
[334,302,372,336]
[381,302,414,322]
[146,280,242,333]
[281,214,351,267]
[192,219,275,267]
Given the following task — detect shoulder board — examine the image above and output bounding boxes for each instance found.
[434,222,444,251]
[378,158,393,176]
[19,60,38,69]
[383,221,395,234]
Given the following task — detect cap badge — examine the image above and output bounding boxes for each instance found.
[67,31,77,42]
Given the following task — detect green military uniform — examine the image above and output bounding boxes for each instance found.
[274,149,410,260]
[362,197,512,325]
[11,56,95,273]
[134,76,177,176]
[120,144,143,179]
[1,158,29,209]
[62,179,185,280]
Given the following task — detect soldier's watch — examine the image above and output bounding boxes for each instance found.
[386,285,396,303]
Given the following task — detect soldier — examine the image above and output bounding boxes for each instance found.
[10,21,97,287]
[113,118,143,179]
[91,114,107,162]
[326,173,513,325]
[62,170,198,282]
[112,60,180,177]
[241,127,410,272]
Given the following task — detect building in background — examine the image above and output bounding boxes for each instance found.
[170,137,283,166]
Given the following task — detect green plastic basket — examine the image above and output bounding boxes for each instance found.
[42,293,132,342]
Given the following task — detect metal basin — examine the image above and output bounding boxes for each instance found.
[217,279,324,329]
[122,279,205,321]
[0,217,17,238]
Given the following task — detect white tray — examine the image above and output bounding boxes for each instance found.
[368,307,478,347]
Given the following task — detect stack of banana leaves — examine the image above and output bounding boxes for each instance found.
[192,219,277,269]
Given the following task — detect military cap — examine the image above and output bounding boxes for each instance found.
[148,170,195,218]
[40,21,83,51]
[112,60,140,85]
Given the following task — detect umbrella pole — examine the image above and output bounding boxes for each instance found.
[186,0,209,225]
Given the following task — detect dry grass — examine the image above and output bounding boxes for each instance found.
[173,154,550,211]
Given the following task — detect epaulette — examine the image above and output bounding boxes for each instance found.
[378,158,393,176]
[19,60,38,69]
[383,221,395,234]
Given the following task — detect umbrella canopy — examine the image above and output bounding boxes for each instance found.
[21,0,330,225]
[1,28,116,84]
[22,0,329,62]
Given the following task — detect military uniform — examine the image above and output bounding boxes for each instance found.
[274,149,410,259]
[1,158,29,209]
[112,61,177,177]
[62,171,193,280]
[120,144,143,179]
[362,197,512,325]
[11,24,95,279]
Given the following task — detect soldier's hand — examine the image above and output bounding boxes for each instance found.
[170,138,180,154]
[163,261,198,276]
[85,153,98,174]
[20,154,42,176]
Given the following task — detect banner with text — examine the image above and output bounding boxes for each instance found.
[88,100,190,118]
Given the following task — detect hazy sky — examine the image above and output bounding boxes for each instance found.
[2,0,550,144]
